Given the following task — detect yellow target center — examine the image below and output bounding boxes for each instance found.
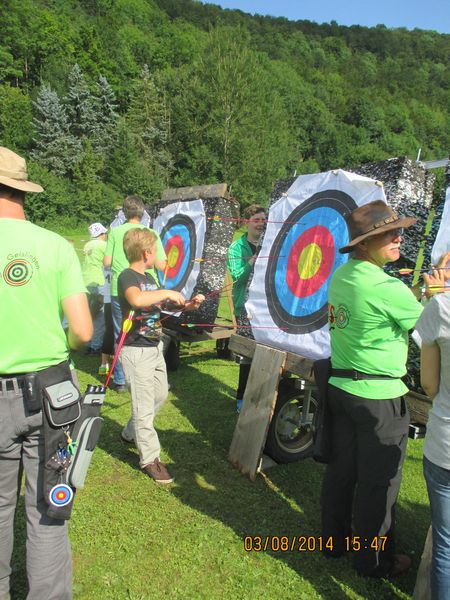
[167,246,179,268]
[298,243,322,280]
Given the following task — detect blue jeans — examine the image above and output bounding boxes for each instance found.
[110,296,125,386]
[423,455,450,600]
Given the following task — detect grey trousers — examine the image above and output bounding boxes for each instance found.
[121,343,168,468]
[0,380,72,600]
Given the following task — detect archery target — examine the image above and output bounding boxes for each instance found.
[265,191,356,334]
[246,169,387,360]
[154,199,206,299]
[49,483,74,507]
[158,215,197,290]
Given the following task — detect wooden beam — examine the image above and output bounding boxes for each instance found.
[229,334,314,381]
[162,183,228,202]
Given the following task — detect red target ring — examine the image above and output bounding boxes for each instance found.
[286,226,334,298]
[165,235,185,279]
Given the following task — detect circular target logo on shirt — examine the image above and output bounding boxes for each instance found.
[265,190,357,334]
[157,215,197,291]
[336,305,350,329]
[3,259,34,286]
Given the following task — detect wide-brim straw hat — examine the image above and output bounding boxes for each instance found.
[0,147,43,193]
[339,200,416,254]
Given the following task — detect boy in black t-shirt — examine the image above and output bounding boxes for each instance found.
[118,228,204,483]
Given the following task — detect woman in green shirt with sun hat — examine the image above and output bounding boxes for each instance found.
[321,199,444,579]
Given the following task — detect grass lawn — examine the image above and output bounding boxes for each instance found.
[11,342,429,600]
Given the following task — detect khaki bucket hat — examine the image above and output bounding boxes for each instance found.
[0,147,43,193]
[339,200,416,254]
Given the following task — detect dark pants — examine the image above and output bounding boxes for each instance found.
[321,384,409,577]
[101,302,114,356]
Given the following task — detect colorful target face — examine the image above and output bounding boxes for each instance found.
[265,190,357,334]
[157,215,197,291]
[49,483,74,507]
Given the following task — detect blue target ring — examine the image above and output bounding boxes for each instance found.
[49,483,74,507]
[157,215,197,291]
[265,190,357,334]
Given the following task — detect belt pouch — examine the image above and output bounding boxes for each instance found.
[38,361,81,520]
[312,358,333,464]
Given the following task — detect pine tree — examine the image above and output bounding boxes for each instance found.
[31,83,81,176]
[65,63,98,139]
[92,74,118,154]
[125,64,173,195]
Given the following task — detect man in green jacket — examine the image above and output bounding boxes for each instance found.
[227,204,266,412]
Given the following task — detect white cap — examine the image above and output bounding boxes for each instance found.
[88,223,107,238]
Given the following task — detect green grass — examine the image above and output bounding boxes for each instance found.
[11,342,429,600]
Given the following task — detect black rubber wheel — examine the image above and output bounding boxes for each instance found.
[264,379,318,463]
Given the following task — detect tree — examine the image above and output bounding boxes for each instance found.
[92,74,118,154]
[31,84,81,176]
[124,64,173,197]
[65,64,98,139]
[0,84,33,150]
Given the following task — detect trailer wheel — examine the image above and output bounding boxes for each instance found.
[264,380,318,463]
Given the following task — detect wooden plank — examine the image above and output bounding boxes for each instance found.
[229,334,314,381]
[412,525,432,600]
[225,271,237,328]
[229,344,286,480]
[162,183,228,202]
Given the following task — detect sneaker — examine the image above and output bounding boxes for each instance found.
[120,432,134,444]
[236,399,243,413]
[389,554,412,577]
[112,383,127,393]
[142,459,174,484]
[98,364,109,376]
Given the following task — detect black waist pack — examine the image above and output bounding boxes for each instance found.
[38,361,81,521]
[312,358,333,464]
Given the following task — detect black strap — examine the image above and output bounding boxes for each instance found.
[331,368,398,381]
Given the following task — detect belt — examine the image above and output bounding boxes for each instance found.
[0,374,26,392]
[331,368,397,381]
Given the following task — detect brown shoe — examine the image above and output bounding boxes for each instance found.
[142,459,174,484]
[389,554,412,577]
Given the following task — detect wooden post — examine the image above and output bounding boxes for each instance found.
[228,344,286,480]
[225,270,237,328]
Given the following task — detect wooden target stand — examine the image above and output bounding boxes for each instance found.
[228,334,315,480]
[228,334,432,481]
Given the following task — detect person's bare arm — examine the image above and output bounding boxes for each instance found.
[103,255,112,268]
[124,286,185,309]
[421,342,441,398]
[155,258,167,272]
[62,293,93,349]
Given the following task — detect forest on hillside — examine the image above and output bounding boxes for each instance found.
[0,0,448,225]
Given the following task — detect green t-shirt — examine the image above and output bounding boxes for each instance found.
[105,223,166,296]
[82,238,106,288]
[328,259,423,399]
[0,219,86,374]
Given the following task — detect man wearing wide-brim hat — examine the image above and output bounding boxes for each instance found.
[320,199,448,578]
[0,147,92,600]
